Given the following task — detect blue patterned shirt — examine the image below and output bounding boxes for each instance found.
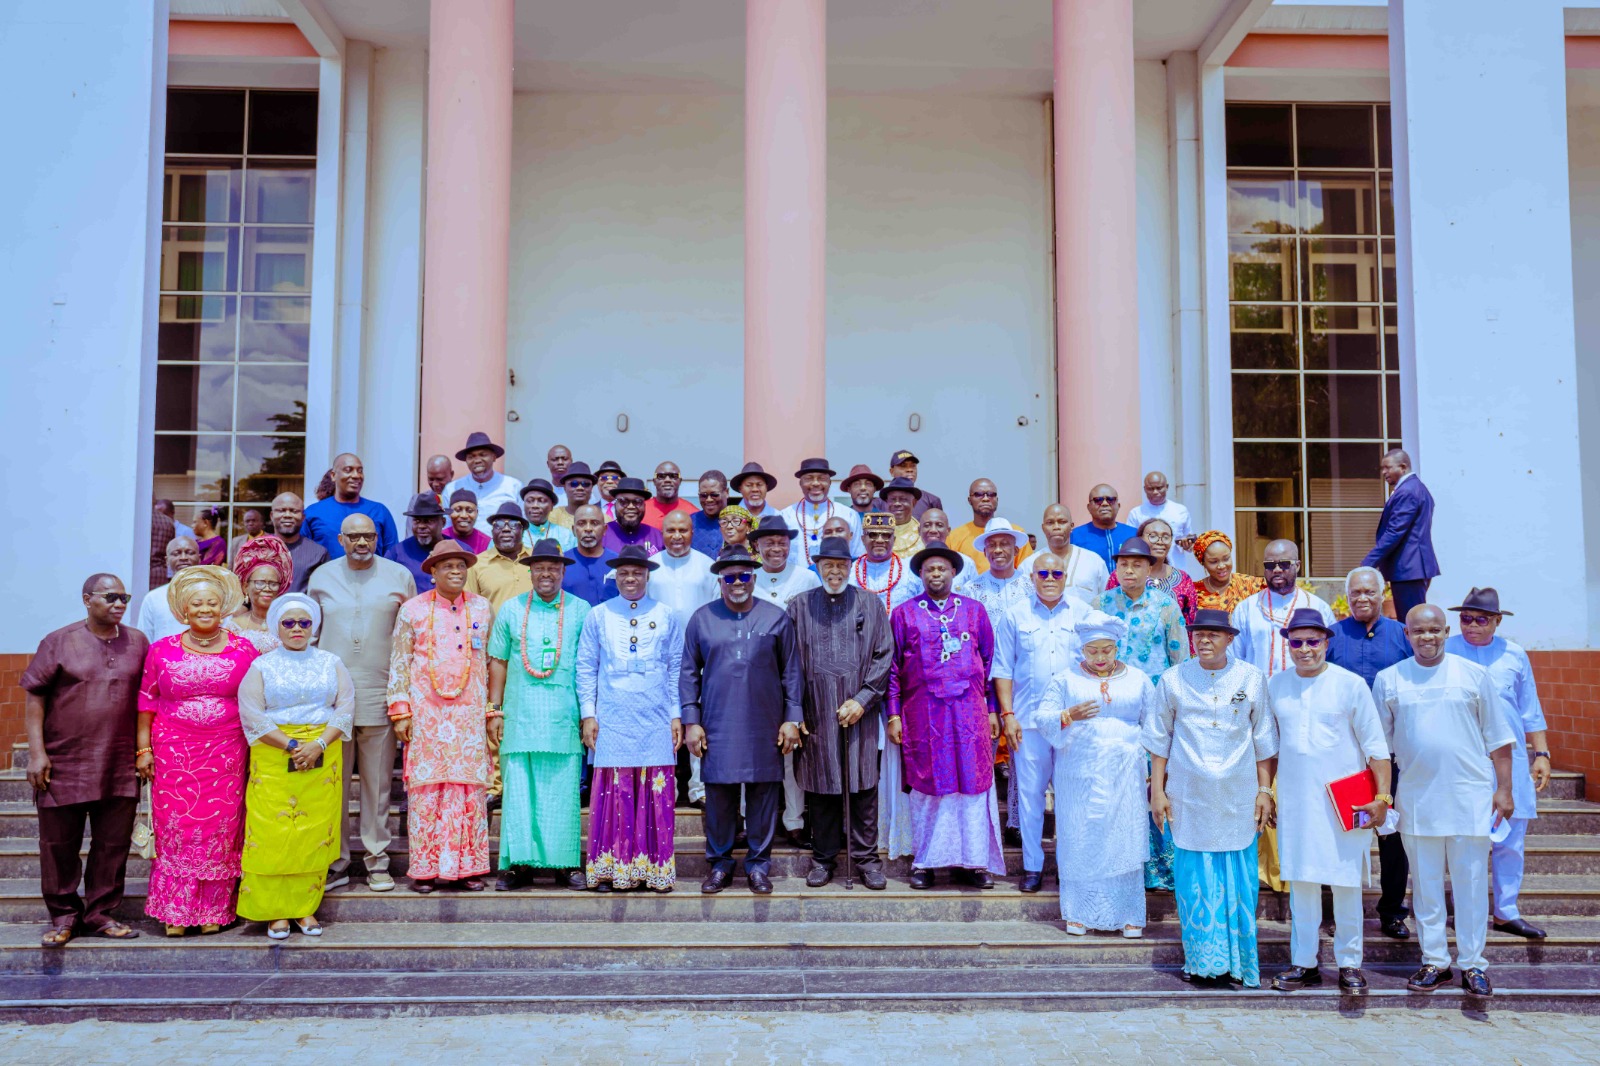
[1091,586,1189,681]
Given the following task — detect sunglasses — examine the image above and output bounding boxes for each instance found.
[721,572,754,585]
[1460,614,1497,627]
[1090,496,1117,505]
[1263,560,1295,571]
[278,617,315,630]
[1287,637,1325,649]
[566,479,594,489]
[97,593,132,605]
[1033,570,1065,580]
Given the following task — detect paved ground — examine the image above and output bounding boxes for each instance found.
[5,1007,1596,1064]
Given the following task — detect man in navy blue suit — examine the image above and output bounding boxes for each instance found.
[1361,449,1438,621]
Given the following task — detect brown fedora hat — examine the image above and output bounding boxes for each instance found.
[420,539,478,574]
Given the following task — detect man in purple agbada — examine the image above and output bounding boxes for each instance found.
[602,478,666,555]
[886,541,1007,889]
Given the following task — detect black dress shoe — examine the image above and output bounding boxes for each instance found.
[861,867,887,891]
[1272,965,1322,991]
[957,869,993,889]
[1406,964,1452,992]
[688,797,705,810]
[805,864,834,888]
[748,870,773,895]
[908,868,934,890]
[784,827,812,849]
[701,868,732,894]
[1002,827,1023,848]
[1493,917,1547,939]
[1338,968,1369,994]
[565,869,590,890]
[1379,916,1411,939]
[1461,968,1494,997]
[494,867,530,892]
[487,793,502,813]
[1019,871,1044,894]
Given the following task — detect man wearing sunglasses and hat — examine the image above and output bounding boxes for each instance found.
[443,431,523,536]
[1445,588,1554,941]
[1091,537,1188,681]
[680,546,804,895]
[602,478,665,555]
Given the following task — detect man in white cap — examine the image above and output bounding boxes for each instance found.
[1267,608,1392,996]
[444,431,523,535]
[960,517,1032,631]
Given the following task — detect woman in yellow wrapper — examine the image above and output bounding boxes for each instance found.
[236,593,354,939]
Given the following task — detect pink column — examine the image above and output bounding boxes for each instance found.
[745,0,827,506]
[1053,0,1141,507]
[419,0,513,473]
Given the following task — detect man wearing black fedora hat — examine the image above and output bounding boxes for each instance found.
[551,461,598,531]
[750,514,821,610]
[1091,537,1189,681]
[602,478,665,555]
[594,460,627,522]
[518,478,576,554]
[1446,588,1554,940]
[384,493,447,593]
[729,462,781,524]
[680,546,803,895]
[466,502,533,617]
[444,431,523,536]
[781,458,862,566]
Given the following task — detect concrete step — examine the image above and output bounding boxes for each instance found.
[4,962,1598,1020]
[4,917,1597,975]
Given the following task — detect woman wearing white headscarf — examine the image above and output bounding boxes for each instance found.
[1033,611,1159,937]
[236,593,354,938]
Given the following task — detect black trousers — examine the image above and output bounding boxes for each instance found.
[704,781,780,877]
[1390,578,1431,624]
[807,788,880,871]
[1377,763,1410,920]
[37,796,137,929]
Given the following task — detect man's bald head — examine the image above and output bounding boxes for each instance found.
[331,453,365,502]
[166,536,200,574]
[1263,539,1301,592]
[1380,448,1413,488]
[425,455,454,494]
[270,493,305,538]
[1086,484,1121,528]
[967,479,999,523]
[337,513,378,566]
[1041,503,1073,552]
[341,513,376,537]
[1404,603,1450,665]
[1142,471,1169,505]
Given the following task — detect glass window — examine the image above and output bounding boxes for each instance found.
[154,88,316,536]
[1227,104,1396,576]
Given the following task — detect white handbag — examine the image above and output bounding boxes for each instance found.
[131,780,155,860]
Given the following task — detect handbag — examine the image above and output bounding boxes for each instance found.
[131,780,155,860]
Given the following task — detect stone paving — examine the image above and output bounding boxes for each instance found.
[5,1007,1596,1064]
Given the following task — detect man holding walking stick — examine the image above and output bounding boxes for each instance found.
[789,537,894,890]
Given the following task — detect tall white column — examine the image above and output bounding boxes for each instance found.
[1389,0,1588,647]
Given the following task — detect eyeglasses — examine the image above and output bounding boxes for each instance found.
[598,474,621,483]
[278,618,315,630]
[721,572,754,585]
[971,491,997,500]
[1033,570,1065,580]
[97,593,132,605]
[490,518,522,528]
[343,533,377,543]
[655,474,680,482]
[1263,560,1295,571]
[249,581,281,592]
[1287,637,1325,649]
[1460,614,1497,627]
[1142,532,1173,543]
[1090,496,1117,505]
[566,479,593,489]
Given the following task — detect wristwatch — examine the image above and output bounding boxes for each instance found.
[1533,751,1552,760]
[286,739,300,753]
[1373,793,1393,805]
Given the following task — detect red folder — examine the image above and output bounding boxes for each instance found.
[1326,768,1378,832]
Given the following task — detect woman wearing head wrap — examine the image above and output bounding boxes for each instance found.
[1192,531,1265,613]
[235,593,354,938]
[1032,612,1160,938]
[135,565,259,936]
[225,534,295,653]
[717,504,754,551]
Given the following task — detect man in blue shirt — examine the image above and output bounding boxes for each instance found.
[562,504,618,605]
[1326,564,1413,940]
[1068,483,1135,570]
[301,452,399,558]
[691,470,730,559]
[383,493,447,593]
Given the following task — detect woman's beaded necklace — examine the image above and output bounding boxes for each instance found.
[426,590,472,699]
[519,591,567,679]
[854,553,903,611]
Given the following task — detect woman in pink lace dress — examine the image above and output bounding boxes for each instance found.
[136,565,259,935]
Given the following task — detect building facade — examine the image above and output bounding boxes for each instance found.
[3,1,1597,751]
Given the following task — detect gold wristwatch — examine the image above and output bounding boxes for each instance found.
[1373,793,1393,805]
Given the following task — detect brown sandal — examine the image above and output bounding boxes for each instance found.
[41,925,75,948]
[87,921,140,940]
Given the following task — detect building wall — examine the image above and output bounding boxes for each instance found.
[1530,650,1600,800]
[1566,90,1600,648]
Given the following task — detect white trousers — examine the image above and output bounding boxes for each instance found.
[1288,880,1364,969]
[782,752,804,831]
[1491,817,1529,921]
[1012,729,1054,873]
[688,754,705,803]
[1404,833,1490,971]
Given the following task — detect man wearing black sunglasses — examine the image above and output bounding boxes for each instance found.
[680,546,803,895]
[22,574,149,947]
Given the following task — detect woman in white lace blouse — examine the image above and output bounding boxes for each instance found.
[236,593,354,939]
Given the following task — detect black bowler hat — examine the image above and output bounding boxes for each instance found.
[1449,587,1513,617]
[1112,537,1157,562]
[596,459,626,478]
[612,477,652,500]
[881,476,923,502]
[519,538,574,567]
[1188,608,1239,635]
[793,457,836,479]
[560,461,594,485]
[404,493,446,519]
[813,536,853,563]
[910,539,964,577]
[1278,607,1333,638]
[731,462,778,493]
[488,502,528,528]
[710,545,760,574]
[606,544,660,571]
[520,478,558,502]
[454,431,505,461]
[748,515,798,542]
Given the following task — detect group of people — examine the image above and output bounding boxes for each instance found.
[29,437,1546,1000]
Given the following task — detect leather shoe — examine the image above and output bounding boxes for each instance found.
[1406,964,1452,992]
[1338,968,1369,994]
[495,866,530,892]
[1002,827,1023,848]
[565,869,589,890]
[805,864,834,888]
[1461,968,1494,997]
[960,869,994,890]
[1379,916,1411,939]
[1019,871,1044,894]
[748,870,773,895]
[861,867,887,891]
[1493,917,1547,939]
[1272,965,1322,991]
[700,868,732,894]
[908,868,934,890]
